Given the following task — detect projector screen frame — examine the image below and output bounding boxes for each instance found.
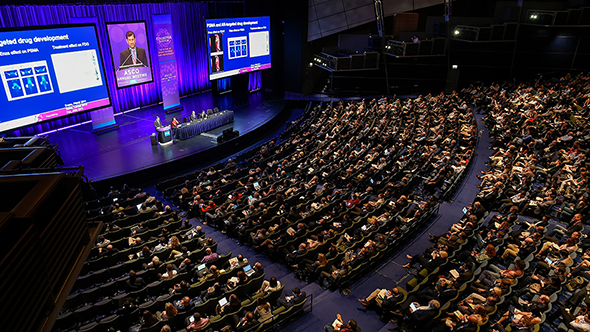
[0,22,112,133]
[204,15,272,81]
[105,19,155,90]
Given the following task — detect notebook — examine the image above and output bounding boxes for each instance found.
[218,297,228,307]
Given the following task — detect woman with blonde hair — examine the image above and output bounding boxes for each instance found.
[146,255,160,269]
[294,253,328,280]
[168,236,182,258]
[161,302,177,320]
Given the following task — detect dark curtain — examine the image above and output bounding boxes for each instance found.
[248,71,262,92]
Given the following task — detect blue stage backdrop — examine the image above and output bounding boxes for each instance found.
[0,2,227,136]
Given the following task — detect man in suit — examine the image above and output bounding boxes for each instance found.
[189,111,198,122]
[472,201,486,220]
[358,287,402,313]
[277,287,306,308]
[406,299,440,327]
[251,262,264,278]
[154,116,162,130]
[119,31,148,68]
[403,250,448,272]
[126,270,146,291]
[283,242,307,264]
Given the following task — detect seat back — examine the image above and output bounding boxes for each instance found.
[208,314,231,332]
[265,285,284,307]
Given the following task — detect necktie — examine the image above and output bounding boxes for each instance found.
[132,49,137,65]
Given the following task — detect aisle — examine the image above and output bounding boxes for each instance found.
[148,107,496,332]
[281,111,496,332]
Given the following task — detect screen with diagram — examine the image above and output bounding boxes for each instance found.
[205,16,271,80]
[0,24,111,132]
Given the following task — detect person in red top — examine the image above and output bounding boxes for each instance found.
[201,200,217,213]
[346,194,360,208]
[186,312,209,331]
[171,117,179,128]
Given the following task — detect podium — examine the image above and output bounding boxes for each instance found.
[156,125,172,145]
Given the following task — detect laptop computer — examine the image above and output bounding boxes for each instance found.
[253,182,260,190]
[243,264,255,277]
[196,263,208,277]
[136,203,142,211]
[218,297,228,307]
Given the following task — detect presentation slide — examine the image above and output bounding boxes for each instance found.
[205,16,271,80]
[106,21,154,89]
[0,24,111,132]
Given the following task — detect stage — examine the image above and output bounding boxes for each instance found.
[46,90,292,188]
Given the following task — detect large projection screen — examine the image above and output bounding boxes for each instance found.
[0,24,111,133]
[205,16,271,81]
[106,21,154,89]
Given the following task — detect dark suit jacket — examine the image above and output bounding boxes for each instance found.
[288,249,306,261]
[566,222,583,236]
[154,118,162,129]
[252,267,264,278]
[424,256,445,271]
[291,292,307,306]
[474,206,486,220]
[456,269,474,283]
[126,276,146,290]
[409,307,438,322]
[120,47,149,68]
[381,293,403,309]
[455,323,479,332]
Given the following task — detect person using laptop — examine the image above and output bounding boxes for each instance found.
[216,294,240,316]
[153,237,168,252]
[323,313,360,332]
[251,262,264,278]
[186,312,209,331]
[198,265,218,283]
[243,265,254,277]
[277,287,306,308]
[227,271,248,291]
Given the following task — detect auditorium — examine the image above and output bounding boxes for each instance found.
[1,1,590,332]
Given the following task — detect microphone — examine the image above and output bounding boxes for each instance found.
[118,51,133,71]
[135,56,147,67]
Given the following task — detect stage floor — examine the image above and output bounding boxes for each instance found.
[48,91,286,182]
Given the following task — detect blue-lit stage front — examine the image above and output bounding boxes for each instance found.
[46,90,289,186]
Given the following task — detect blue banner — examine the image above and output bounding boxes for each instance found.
[152,14,180,109]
